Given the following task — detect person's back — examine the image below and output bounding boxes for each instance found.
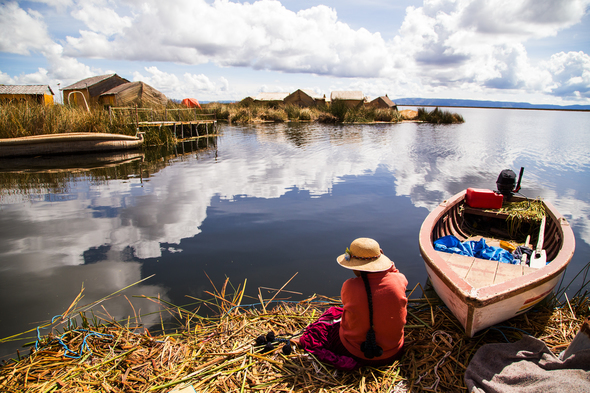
[296,237,408,370]
[340,266,408,362]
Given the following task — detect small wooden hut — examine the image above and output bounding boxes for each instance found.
[62,74,129,107]
[98,82,167,107]
[330,91,365,108]
[366,95,397,110]
[0,85,54,105]
[284,89,325,107]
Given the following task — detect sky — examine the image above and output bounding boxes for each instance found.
[0,0,589,105]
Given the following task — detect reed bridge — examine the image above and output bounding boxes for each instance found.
[109,106,218,140]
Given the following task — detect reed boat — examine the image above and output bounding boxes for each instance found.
[418,171,575,337]
[0,132,143,158]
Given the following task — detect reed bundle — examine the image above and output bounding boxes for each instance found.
[0,278,588,393]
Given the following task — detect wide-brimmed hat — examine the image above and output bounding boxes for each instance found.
[337,238,393,272]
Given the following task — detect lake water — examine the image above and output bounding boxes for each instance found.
[1,107,589,359]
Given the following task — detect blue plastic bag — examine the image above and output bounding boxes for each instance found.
[433,235,516,264]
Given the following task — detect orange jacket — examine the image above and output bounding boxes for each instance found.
[339,267,408,360]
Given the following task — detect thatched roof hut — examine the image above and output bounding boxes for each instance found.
[62,74,129,107]
[254,92,289,106]
[367,95,397,110]
[330,91,365,108]
[0,85,54,105]
[98,81,168,107]
[284,89,325,107]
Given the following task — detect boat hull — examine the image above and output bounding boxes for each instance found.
[419,190,575,337]
[0,133,143,158]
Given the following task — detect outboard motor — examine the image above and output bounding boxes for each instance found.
[496,167,524,200]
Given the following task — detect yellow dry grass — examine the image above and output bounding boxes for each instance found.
[0,278,588,393]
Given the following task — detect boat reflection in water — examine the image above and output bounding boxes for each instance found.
[0,150,145,173]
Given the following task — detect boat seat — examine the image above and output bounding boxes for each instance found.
[435,251,536,289]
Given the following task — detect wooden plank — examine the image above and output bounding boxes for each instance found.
[494,262,523,285]
[463,206,510,219]
[435,251,474,279]
[522,264,536,276]
[465,259,498,288]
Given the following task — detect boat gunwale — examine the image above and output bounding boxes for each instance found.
[0,132,142,146]
[418,190,576,307]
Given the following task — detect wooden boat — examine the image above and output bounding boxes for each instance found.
[0,132,143,158]
[419,190,575,337]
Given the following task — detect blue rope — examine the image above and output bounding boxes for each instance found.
[488,328,510,343]
[57,329,113,359]
[34,314,113,358]
[488,325,532,343]
[493,325,531,336]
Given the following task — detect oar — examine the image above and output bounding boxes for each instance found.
[521,235,531,265]
[530,216,547,268]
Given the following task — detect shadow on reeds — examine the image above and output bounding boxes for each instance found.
[1,263,588,392]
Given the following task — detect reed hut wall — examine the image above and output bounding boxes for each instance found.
[62,74,129,107]
[99,82,168,107]
[284,89,319,107]
[0,85,54,105]
[366,95,397,110]
[253,92,289,106]
[330,91,365,108]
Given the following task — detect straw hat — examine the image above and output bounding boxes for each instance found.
[337,238,393,272]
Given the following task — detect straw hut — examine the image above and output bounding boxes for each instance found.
[240,96,255,105]
[98,81,167,107]
[284,89,326,107]
[330,91,365,108]
[62,74,129,107]
[366,95,397,110]
[0,85,54,105]
[254,92,289,106]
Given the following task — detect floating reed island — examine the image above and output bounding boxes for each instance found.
[0,101,463,144]
[1,270,588,393]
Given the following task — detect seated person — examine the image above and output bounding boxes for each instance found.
[296,237,408,370]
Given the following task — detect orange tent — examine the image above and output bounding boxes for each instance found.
[181,98,201,108]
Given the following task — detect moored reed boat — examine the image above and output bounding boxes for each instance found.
[0,132,143,158]
[418,170,576,337]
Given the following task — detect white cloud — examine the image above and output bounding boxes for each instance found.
[132,66,224,99]
[394,0,590,99]
[70,1,133,36]
[1,0,589,103]
[544,51,590,98]
[0,1,52,55]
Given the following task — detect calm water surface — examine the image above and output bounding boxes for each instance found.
[1,107,589,358]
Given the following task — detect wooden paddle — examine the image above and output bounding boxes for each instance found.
[530,216,547,268]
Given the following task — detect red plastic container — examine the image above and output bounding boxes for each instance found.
[465,188,503,209]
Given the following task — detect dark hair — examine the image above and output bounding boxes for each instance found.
[360,272,383,359]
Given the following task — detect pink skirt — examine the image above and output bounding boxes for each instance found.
[298,306,404,371]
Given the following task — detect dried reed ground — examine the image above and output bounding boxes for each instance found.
[0,278,588,393]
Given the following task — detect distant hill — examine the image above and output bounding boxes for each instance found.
[394,98,590,111]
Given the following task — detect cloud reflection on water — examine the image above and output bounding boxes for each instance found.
[1,108,589,358]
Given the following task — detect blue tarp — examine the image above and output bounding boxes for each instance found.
[433,235,516,264]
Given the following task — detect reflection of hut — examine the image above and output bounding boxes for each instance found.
[330,91,364,108]
[99,82,167,107]
[62,74,129,107]
[366,95,397,110]
[254,92,289,106]
[0,85,54,105]
[284,89,325,107]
